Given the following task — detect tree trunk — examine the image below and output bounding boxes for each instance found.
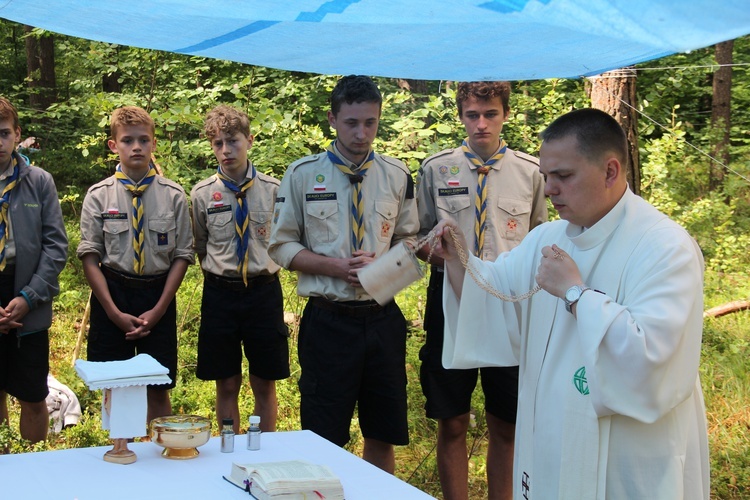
[710,40,733,193]
[24,25,57,111]
[587,67,640,195]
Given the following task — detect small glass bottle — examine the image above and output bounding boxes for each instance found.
[220,418,235,453]
[247,415,261,450]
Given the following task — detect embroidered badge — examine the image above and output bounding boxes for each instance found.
[101,212,127,220]
[450,165,460,175]
[276,196,285,203]
[256,224,268,238]
[448,179,460,186]
[507,218,518,232]
[438,187,469,196]
[573,366,589,395]
[306,192,337,201]
[315,174,325,183]
[381,221,392,238]
[313,184,326,191]
[438,166,448,175]
[273,208,280,224]
[157,233,169,246]
[212,191,222,201]
[207,205,231,215]
[521,471,530,499]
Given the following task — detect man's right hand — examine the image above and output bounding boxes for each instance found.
[432,218,465,263]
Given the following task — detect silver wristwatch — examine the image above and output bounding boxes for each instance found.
[564,284,591,313]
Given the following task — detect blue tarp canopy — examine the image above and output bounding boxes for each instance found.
[1,0,749,81]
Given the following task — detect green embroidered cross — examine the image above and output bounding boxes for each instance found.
[573,366,590,395]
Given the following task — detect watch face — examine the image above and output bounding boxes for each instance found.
[565,286,581,302]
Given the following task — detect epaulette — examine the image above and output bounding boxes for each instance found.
[380,155,410,175]
[513,150,539,165]
[87,176,116,193]
[422,148,456,165]
[256,171,281,186]
[287,153,325,173]
[155,175,187,193]
[191,175,218,193]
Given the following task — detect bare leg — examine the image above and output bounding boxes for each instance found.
[147,388,172,423]
[486,412,515,500]
[363,437,395,474]
[0,391,9,453]
[248,374,278,432]
[216,374,242,433]
[0,391,8,426]
[18,399,48,443]
[436,413,471,500]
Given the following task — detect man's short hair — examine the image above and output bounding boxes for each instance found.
[0,97,20,130]
[456,81,511,117]
[204,105,251,140]
[110,106,155,139]
[540,108,628,165]
[330,75,382,116]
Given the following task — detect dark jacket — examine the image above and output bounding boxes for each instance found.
[9,151,68,335]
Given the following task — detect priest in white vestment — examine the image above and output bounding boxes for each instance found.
[435,108,709,499]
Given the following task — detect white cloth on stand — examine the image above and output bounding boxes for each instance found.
[74,353,171,389]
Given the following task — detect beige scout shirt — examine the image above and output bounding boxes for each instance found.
[191,164,281,278]
[268,148,419,301]
[416,144,547,262]
[77,171,194,275]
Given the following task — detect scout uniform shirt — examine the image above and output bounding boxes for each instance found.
[416,144,547,261]
[77,167,194,274]
[268,144,418,301]
[191,164,280,278]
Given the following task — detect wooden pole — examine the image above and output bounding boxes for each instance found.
[71,291,92,366]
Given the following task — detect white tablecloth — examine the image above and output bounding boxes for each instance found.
[0,430,434,499]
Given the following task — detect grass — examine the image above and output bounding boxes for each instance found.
[1,243,749,499]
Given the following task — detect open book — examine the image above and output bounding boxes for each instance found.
[223,460,345,499]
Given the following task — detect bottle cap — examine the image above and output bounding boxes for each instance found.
[222,418,233,426]
[249,415,260,424]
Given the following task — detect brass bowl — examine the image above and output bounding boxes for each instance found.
[150,415,211,459]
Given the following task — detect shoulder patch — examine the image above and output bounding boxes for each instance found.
[513,150,539,165]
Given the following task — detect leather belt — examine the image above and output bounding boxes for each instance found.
[203,271,277,292]
[101,265,168,289]
[308,297,384,317]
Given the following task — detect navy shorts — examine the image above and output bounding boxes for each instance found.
[0,271,49,403]
[196,274,289,381]
[419,268,519,423]
[298,298,409,447]
[87,271,178,389]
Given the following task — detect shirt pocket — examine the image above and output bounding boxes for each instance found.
[148,217,176,253]
[207,210,235,240]
[249,211,272,241]
[305,200,339,246]
[374,200,399,243]
[496,197,531,241]
[102,220,130,258]
[436,194,471,217]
